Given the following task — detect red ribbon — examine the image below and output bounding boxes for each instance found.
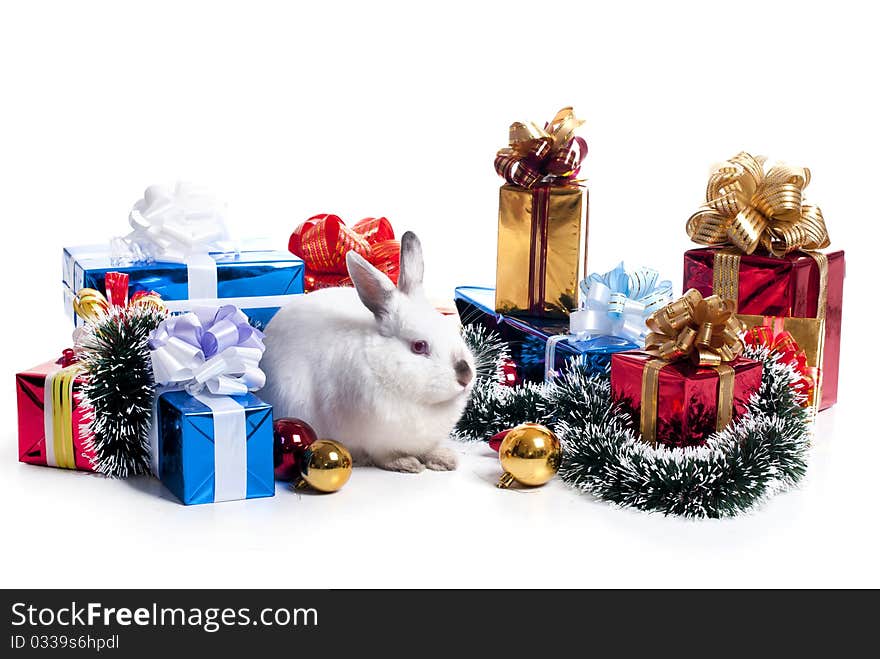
[743,318,818,408]
[288,214,400,292]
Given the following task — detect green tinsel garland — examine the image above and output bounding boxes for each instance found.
[456,326,811,518]
[77,307,166,478]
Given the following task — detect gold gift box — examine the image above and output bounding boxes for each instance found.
[495,184,588,319]
[737,313,825,412]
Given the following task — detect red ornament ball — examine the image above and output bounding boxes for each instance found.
[273,417,318,481]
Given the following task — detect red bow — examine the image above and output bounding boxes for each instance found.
[744,320,818,409]
[289,214,400,292]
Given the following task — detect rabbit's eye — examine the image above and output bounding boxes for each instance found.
[411,340,430,356]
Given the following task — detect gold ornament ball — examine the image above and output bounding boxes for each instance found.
[497,423,561,488]
[296,439,353,493]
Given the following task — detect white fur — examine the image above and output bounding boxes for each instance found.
[261,233,474,472]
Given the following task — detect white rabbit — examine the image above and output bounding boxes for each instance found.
[261,231,475,473]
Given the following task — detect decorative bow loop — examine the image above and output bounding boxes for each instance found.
[288,214,399,291]
[645,289,744,367]
[73,272,166,325]
[495,107,588,189]
[115,182,234,263]
[148,305,266,396]
[570,263,673,345]
[686,152,830,257]
[744,322,817,407]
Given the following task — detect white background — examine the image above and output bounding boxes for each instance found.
[1,1,878,588]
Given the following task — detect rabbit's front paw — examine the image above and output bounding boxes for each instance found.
[422,446,458,472]
[377,455,426,473]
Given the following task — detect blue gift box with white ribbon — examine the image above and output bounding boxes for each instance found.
[455,286,639,381]
[62,244,304,329]
[156,391,274,505]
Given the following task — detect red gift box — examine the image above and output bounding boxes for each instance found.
[683,248,844,410]
[16,357,95,471]
[611,351,763,448]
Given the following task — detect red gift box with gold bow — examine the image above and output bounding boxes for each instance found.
[610,289,763,448]
[682,152,844,411]
[289,214,400,292]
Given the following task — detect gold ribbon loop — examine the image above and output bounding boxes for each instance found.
[687,152,830,257]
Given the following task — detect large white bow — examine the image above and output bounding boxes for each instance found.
[149,306,266,396]
[116,182,233,263]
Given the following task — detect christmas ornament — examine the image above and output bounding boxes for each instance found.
[500,359,520,387]
[273,417,317,481]
[496,423,561,489]
[295,439,353,493]
[457,326,812,518]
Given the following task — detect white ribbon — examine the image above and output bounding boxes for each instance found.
[194,393,248,502]
[569,263,673,345]
[43,366,61,468]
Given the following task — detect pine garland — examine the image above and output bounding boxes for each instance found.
[77,307,166,478]
[456,327,812,518]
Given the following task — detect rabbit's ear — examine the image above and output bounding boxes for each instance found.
[347,251,397,322]
[397,231,424,296]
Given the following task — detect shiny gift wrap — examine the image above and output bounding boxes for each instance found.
[156,391,274,505]
[493,107,589,319]
[683,247,844,409]
[62,245,304,329]
[16,357,96,472]
[495,184,587,319]
[611,352,762,448]
[456,286,636,382]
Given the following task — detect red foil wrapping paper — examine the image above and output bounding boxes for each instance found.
[610,351,763,448]
[16,358,96,472]
[683,248,844,409]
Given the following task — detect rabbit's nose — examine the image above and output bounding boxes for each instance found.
[455,359,473,387]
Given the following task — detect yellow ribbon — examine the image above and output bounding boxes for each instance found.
[645,289,745,367]
[46,364,85,469]
[686,152,830,257]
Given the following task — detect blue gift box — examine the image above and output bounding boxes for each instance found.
[455,286,638,382]
[156,391,275,505]
[62,244,304,329]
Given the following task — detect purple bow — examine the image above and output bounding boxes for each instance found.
[149,306,266,395]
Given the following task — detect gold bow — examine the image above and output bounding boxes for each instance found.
[645,289,744,367]
[495,107,587,188]
[686,152,830,257]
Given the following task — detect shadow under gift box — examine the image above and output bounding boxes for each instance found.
[683,248,844,410]
[156,391,275,505]
[62,245,305,329]
[495,185,588,320]
[610,352,763,448]
[455,285,637,382]
[17,358,96,472]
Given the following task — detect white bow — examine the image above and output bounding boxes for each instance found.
[116,182,234,263]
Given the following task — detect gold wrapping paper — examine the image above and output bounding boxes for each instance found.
[495,184,587,318]
[738,314,825,413]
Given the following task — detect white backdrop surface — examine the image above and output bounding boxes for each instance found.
[1,1,877,588]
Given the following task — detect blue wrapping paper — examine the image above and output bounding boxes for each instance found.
[62,244,304,328]
[455,286,638,382]
[156,391,274,505]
